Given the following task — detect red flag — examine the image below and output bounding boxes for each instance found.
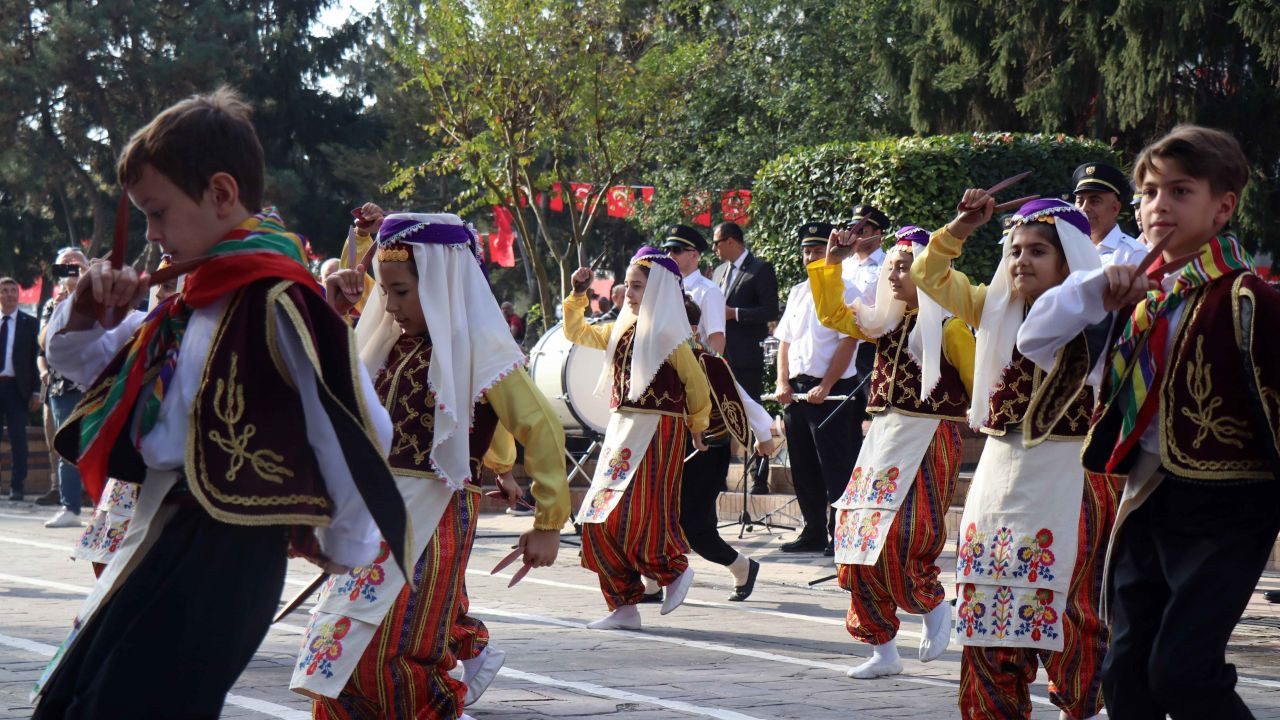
[722,189,752,225]
[606,186,634,218]
[640,187,655,206]
[491,206,517,268]
[18,278,42,307]
[550,183,564,212]
[683,191,712,227]
[570,183,593,212]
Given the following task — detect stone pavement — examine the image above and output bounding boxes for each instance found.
[2,499,1280,719]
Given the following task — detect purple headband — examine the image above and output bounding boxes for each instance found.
[894,225,929,246]
[631,246,682,278]
[377,213,487,275]
[1009,198,1091,238]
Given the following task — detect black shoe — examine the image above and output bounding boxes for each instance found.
[6,491,24,502]
[639,589,663,604]
[780,537,826,553]
[35,489,61,506]
[823,542,835,557]
[750,484,771,495]
[1265,590,1280,604]
[728,559,760,602]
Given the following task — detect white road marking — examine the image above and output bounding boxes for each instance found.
[498,666,769,720]
[0,534,74,552]
[0,572,93,594]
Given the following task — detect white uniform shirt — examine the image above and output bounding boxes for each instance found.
[841,248,885,306]
[773,280,858,380]
[683,270,726,346]
[1096,224,1146,266]
[45,296,392,568]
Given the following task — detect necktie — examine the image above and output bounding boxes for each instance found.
[0,316,9,374]
[722,263,735,295]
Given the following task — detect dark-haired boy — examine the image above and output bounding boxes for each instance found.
[1019,125,1280,719]
[32,88,407,719]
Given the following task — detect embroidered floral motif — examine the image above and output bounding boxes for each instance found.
[333,543,390,602]
[855,511,882,552]
[1181,336,1249,449]
[837,468,865,506]
[869,467,900,504]
[834,509,857,554]
[958,523,986,577]
[1017,588,1059,642]
[990,585,1014,639]
[1013,529,1056,582]
[605,448,632,482]
[581,488,617,523]
[957,584,987,637]
[986,527,1014,579]
[299,616,351,678]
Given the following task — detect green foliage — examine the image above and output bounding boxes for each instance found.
[751,133,1122,289]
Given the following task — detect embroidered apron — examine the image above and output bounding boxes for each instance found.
[575,410,661,524]
[74,479,141,564]
[833,410,940,566]
[955,435,1083,652]
[290,473,455,698]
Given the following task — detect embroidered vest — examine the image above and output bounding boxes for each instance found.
[1084,272,1280,480]
[694,346,750,445]
[982,348,1093,441]
[865,314,970,421]
[373,334,501,483]
[610,325,686,416]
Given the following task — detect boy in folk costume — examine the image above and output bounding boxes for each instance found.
[809,224,975,679]
[1019,126,1280,719]
[912,197,1111,720]
[564,248,711,630]
[292,213,570,720]
[33,88,410,719]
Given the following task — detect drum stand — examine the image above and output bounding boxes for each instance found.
[720,448,796,538]
[560,433,605,547]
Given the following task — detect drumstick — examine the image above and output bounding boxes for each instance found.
[993,195,1040,213]
[346,225,358,269]
[958,170,1032,212]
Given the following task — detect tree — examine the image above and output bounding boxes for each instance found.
[384,0,715,326]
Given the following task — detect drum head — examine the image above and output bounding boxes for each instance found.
[528,322,610,436]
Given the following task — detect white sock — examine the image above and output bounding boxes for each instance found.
[918,601,952,663]
[461,646,487,683]
[587,604,642,630]
[642,575,660,594]
[846,641,904,679]
[728,553,752,585]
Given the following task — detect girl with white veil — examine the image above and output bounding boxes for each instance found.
[292,212,570,720]
[563,247,711,631]
[912,196,1108,720]
[809,223,977,680]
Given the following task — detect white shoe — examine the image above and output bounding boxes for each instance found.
[586,604,641,630]
[847,642,904,679]
[44,509,82,529]
[918,601,952,662]
[660,569,693,616]
[462,646,506,706]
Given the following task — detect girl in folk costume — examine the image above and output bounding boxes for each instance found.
[809,225,976,679]
[564,248,711,630]
[911,196,1110,720]
[291,213,570,720]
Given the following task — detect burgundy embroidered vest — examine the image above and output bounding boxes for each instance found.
[982,349,1093,440]
[374,334,500,483]
[1084,272,1280,480]
[611,325,686,416]
[865,313,969,421]
[694,346,750,445]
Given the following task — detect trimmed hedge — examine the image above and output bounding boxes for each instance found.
[750,133,1125,290]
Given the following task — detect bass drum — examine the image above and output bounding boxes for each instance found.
[528,322,611,437]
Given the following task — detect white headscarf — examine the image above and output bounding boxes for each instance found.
[354,213,526,490]
[594,247,691,402]
[968,200,1100,429]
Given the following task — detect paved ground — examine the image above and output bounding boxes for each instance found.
[2,499,1280,719]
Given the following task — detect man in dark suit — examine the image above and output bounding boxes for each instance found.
[0,278,40,500]
[712,222,778,494]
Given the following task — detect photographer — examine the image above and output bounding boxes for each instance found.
[38,248,88,527]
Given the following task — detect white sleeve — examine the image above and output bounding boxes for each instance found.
[736,379,774,442]
[274,305,393,569]
[700,283,726,338]
[1017,268,1112,384]
[44,297,146,388]
[772,285,802,343]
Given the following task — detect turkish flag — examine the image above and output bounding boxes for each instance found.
[640,187,655,206]
[550,183,565,212]
[606,186,634,218]
[18,278,42,307]
[683,191,712,227]
[722,189,751,225]
[491,206,517,267]
[570,182,593,213]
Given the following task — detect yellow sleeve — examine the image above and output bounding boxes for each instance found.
[910,228,989,328]
[806,259,873,341]
[670,343,711,433]
[484,368,570,531]
[483,423,517,474]
[942,316,977,398]
[562,292,612,350]
[339,232,377,313]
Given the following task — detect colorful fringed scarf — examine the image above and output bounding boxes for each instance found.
[1105,235,1253,471]
[75,209,319,497]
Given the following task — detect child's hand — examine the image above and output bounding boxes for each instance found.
[691,432,709,452]
[325,267,367,314]
[1102,264,1159,311]
[826,228,854,264]
[353,203,385,235]
[754,438,776,456]
[947,188,996,240]
[517,528,560,568]
[571,267,592,294]
[496,472,521,509]
[69,259,148,329]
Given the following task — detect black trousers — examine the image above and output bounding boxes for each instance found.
[1102,475,1280,720]
[679,441,737,566]
[0,382,28,494]
[783,374,861,543]
[34,505,289,720]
